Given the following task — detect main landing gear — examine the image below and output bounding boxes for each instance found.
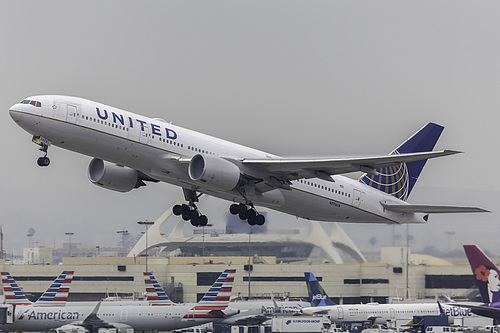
[173,203,208,227]
[229,203,265,226]
[33,135,51,167]
[173,189,209,227]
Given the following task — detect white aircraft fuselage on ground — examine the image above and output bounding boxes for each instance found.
[9,95,486,227]
[301,302,476,325]
[3,302,230,332]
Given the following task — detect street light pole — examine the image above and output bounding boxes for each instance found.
[137,221,154,273]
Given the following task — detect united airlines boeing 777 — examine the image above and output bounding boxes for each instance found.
[9,95,487,226]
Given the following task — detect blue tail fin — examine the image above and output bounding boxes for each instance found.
[304,272,335,307]
[360,122,444,201]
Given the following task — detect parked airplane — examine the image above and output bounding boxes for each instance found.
[9,96,487,227]
[0,269,237,332]
[144,271,308,325]
[454,245,500,320]
[301,272,475,324]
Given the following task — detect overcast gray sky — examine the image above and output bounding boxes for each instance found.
[1,1,499,257]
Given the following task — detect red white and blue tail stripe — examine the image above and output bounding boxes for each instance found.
[186,268,236,318]
[34,270,74,306]
[1,272,33,305]
[144,272,175,305]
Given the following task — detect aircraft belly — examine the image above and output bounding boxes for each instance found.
[278,188,391,223]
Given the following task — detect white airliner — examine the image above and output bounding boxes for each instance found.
[9,95,487,226]
[144,271,309,325]
[0,269,237,332]
[302,272,479,325]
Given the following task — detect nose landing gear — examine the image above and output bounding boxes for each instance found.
[32,135,51,167]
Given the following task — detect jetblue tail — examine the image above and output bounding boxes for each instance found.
[464,245,500,304]
[360,122,444,201]
[34,270,74,306]
[143,272,175,306]
[1,272,33,305]
[304,272,335,307]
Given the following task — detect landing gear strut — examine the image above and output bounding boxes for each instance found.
[33,135,51,167]
[230,203,265,226]
[173,189,209,227]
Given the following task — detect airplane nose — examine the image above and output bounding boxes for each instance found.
[9,104,23,122]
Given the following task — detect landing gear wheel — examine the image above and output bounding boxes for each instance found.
[198,215,208,227]
[173,204,183,216]
[238,203,248,214]
[255,214,265,226]
[37,156,50,167]
[191,217,200,227]
[229,204,240,215]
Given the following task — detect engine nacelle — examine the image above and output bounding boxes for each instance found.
[188,154,241,191]
[88,158,139,192]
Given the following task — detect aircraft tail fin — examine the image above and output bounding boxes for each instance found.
[304,272,336,306]
[1,272,33,305]
[360,122,444,201]
[143,272,175,305]
[188,269,237,318]
[34,270,74,306]
[464,245,500,304]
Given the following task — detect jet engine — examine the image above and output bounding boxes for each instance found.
[188,154,241,191]
[88,158,141,192]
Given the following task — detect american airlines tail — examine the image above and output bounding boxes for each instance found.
[360,122,444,201]
[464,245,500,305]
[33,270,74,307]
[143,272,175,306]
[2,270,74,307]
[188,268,238,318]
[1,272,33,305]
[304,272,335,307]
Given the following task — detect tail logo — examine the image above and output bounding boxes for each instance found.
[474,265,500,303]
[312,294,327,301]
[360,157,410,201]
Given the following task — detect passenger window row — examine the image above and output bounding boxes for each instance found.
[297,179,350,198]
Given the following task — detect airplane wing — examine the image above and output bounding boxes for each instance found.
[380,202,490,214]
[241,150,460,184]
[226,314,271,325]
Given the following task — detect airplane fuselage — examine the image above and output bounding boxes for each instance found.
[9,95,427,225]
[3,302,225,331]
[302,302,475,324]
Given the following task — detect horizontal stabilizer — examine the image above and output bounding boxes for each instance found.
[380,202,490,214]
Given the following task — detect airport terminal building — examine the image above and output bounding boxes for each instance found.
[0,246,478,305]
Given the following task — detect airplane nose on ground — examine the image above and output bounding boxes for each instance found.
[9,104,23,122]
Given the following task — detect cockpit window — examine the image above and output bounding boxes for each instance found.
[21,100,41,107]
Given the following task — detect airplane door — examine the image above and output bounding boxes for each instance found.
[352,189,361,207]
[337,306,344,320]
[120,310,128,322]
[66,104,77,124]
[140,125,150,144]
[186,309,195,321]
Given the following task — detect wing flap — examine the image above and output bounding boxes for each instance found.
[380,202,490,214]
